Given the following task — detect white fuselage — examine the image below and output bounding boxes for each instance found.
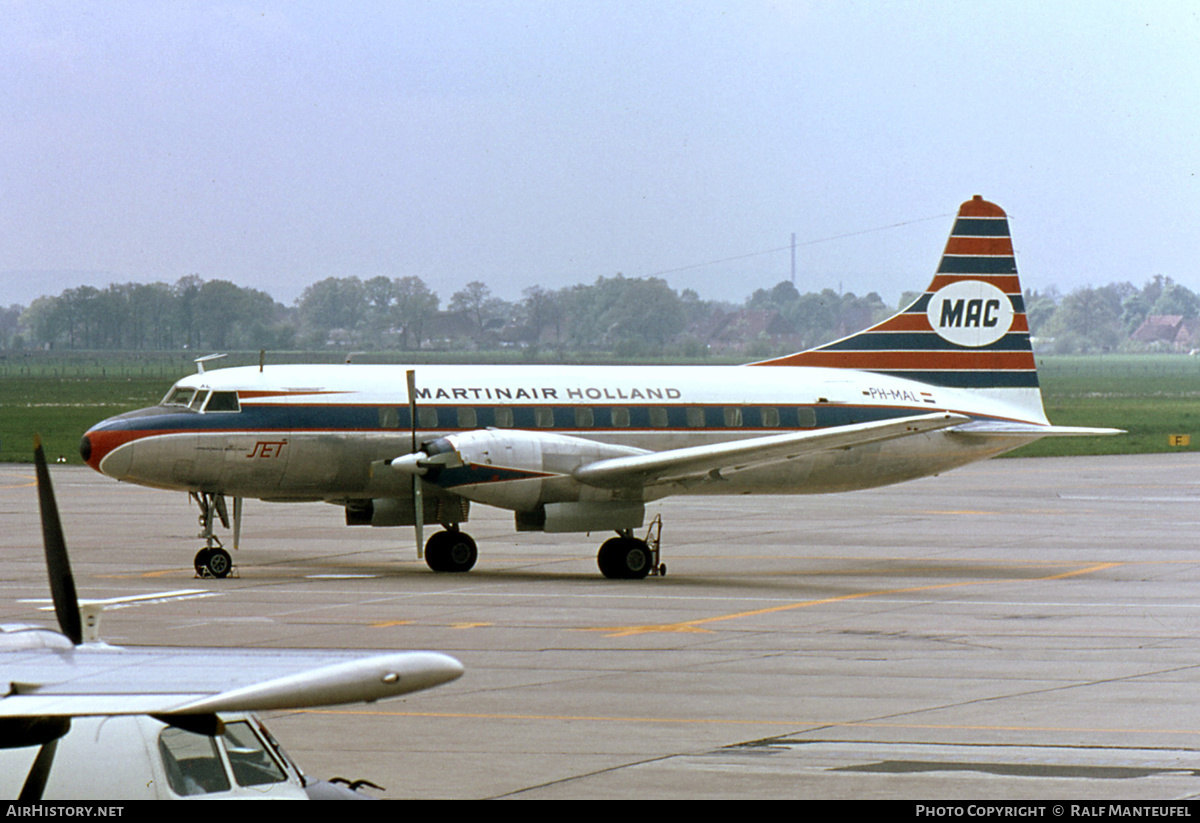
[84,363,1045,506]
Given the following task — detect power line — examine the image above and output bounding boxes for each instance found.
[646,212,955,278]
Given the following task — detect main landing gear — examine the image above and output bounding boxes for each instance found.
[191,492,236,579]
[597,515,666,580]
[424,526,478,573]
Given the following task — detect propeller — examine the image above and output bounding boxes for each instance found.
[33,435,82,646]
[24,438,222,800]
[18,436,82,800]
[406,370,424,558]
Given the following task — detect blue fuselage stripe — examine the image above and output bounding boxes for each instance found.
[93,402,947,436]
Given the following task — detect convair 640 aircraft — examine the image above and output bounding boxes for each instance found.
[81,196,1118,579]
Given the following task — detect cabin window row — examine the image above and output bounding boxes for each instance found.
[378,405,820,430]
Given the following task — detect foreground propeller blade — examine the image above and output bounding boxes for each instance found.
[33,435,83,646]
[19,738,60,801]
[406,369,424,558]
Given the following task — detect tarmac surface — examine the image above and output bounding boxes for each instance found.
[3,453,1200,800]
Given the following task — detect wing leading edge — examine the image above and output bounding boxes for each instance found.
[573,412,971,489]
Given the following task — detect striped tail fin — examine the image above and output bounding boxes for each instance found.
[750,195,1044,417]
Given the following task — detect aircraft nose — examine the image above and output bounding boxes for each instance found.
[80,415,139,478]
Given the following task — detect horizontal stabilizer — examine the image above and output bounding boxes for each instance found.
[574,412,968,489]
[951,421,1124,437]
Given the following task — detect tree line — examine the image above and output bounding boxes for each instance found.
[1,272,1197,356]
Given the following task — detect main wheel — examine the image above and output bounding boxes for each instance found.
[597,537,652,580]
[425,530,478,573]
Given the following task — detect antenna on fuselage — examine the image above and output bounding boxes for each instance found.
[194,353,227,374]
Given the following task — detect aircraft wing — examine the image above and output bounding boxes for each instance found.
[0,645,463,718]
[573,412,970,489]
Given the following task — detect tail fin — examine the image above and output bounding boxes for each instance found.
[750,195,1043,416]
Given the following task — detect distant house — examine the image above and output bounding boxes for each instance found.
[423,310,479,348]
[1130,315,1200,351]
[691,308,801,354]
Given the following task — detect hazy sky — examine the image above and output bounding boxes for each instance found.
[2,1,1198,311]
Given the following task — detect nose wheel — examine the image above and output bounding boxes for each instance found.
[195,546,234,579]
[191,492,236,579]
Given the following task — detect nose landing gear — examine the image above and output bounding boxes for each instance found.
[191,492,237,579]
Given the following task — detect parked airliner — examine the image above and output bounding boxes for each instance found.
[80,196,1119,579]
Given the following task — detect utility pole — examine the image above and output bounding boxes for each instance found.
[790,232,796,286]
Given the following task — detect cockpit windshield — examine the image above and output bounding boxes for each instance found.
[159,387,239,413]
[162,387,196,407]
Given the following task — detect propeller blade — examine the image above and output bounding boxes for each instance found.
[33,435,83,646]
[406,370,424,558]
[19,738,60,801]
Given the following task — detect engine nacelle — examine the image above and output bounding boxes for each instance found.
[344,495,469,527]
[405,429,648,518]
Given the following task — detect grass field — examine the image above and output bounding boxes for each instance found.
[1010,355,1200,457]
[2,351,1196,464]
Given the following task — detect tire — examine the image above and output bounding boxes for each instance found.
[425,530,478,572]
[204,548,233,578]
[597,537,652,580]
[194,548,212,577]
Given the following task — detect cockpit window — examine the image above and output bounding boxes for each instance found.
[188,391,209,411]
[158,726,232,796]
[163,387,196,407]
[203,391,241,413]
[222,721,288,787]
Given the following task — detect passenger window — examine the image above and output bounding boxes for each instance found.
[575,407,594,427]
[159,727,231,796]
[686,407,705,427]
[723,407,743,427]
[535,408,555,428]
[379,407,399,428]
[418,407,439,428]
[797,407,817,428]
[457,407,477,428]
[203,392,240,413]
[610,407,630,427]
[648,408,669,427]
[222,721,288,787]
[761,407,780,427]
[493,407,513,428]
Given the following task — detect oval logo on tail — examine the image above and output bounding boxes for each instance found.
[926,280,1014,347]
